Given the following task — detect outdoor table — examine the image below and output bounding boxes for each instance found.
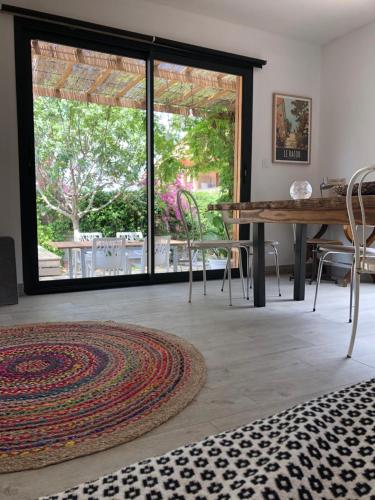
[208,196,375,308]
[50,239,187,278]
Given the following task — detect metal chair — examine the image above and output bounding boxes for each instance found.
[221,211,281,298]
[126,236,171,274]
[74,232,103,277]
[116,232,144,273]
[313,244,354,322]
[346,165,375,357]
[177,189,252,305]
[91,238,126,276]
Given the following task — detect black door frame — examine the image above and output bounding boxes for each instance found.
[14,16,255,295]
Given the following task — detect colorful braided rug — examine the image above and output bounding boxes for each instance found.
[0,321,206,473]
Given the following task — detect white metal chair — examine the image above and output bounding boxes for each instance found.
[154,235,171,272]
[221,211,282,298]
[177,189,252,305]
[346,165,375,357]
[74,232,103,277]
[91,238,126,276]
[313,244,355,322]
[116,232,144,274]
[126,236,171,274]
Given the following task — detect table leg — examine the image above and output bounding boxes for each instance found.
[68,249,73,279]
[294,224,307,301]
[173,246,178,272]
[80,249,87,278]
[253,222,265,307]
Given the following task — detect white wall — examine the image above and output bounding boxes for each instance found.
[0,0,322,283]
[320,21,375,181]
[319,21,375,245]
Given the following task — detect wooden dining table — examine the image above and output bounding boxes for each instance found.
[51,239,187,278]
[209,196,375,308]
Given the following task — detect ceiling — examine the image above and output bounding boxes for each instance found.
[146,0,375,45]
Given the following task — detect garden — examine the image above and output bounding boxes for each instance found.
[35,95,236,263]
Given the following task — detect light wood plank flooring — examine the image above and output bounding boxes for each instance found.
[1,276,375,499]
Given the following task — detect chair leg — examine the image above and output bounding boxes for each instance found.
[239,249,246,299]
[273,246,281,297]
[347,270,361,358]
[227,251,232,306]
[313,254,325,312]
[246,247,251,300]
[188,248,193,303]
[221,262,228,292]
[249,254,253,290]
[349,260,354,323]
[202,249,207,296]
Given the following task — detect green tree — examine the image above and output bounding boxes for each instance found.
[34,97,146,239]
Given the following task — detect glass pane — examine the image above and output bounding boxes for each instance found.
[153,60,242,273]
[32,40,147,280]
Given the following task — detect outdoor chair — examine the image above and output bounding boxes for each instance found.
[126,236,171,274]
[74,231,103,277]
[177,189,252,305]
[116,232,144,273]
[91,238,126,277]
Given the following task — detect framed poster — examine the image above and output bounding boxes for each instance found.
[272,93,311,164]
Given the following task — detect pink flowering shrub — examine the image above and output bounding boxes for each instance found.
[155,175,193,237]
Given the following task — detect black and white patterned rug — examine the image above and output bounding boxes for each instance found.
[42,379,375,499]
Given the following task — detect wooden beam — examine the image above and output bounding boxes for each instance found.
[196,89,231,107]
[170,86,202,106]
[86,68,112,95]
[115,75,144,99]
[54,63,74,90]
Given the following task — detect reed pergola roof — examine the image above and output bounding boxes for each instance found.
[32,41,239,117]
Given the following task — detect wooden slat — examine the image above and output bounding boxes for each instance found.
[54,63,74,90]
[86,68,112,95]
[115,75,144,99]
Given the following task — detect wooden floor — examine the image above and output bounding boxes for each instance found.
[1,276,375,499]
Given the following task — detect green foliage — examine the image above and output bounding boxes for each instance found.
[79,190,147,237]
[35,98,235,246]
[194,191,226,240]
[185,110,235,201]
[34,97,147,232]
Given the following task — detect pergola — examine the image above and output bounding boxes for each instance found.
[31,40,240,117]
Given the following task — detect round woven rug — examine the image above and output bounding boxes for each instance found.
[0,321,206,473]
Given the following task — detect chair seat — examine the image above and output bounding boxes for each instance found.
[191,239,252,249]
[191,239,278,250]
[308,238,342,245]
[319,244,375,255]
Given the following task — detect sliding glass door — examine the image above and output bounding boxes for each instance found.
[153,60,243,274]
[32,40,148,282]
[14,17,253,293]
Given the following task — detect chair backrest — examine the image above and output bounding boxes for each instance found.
[154,236,171,269]
[177,189,204,244]
[346,165,375,271]
[92,238,125,274]
[78,232,103,242]
[116,231,143,241]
